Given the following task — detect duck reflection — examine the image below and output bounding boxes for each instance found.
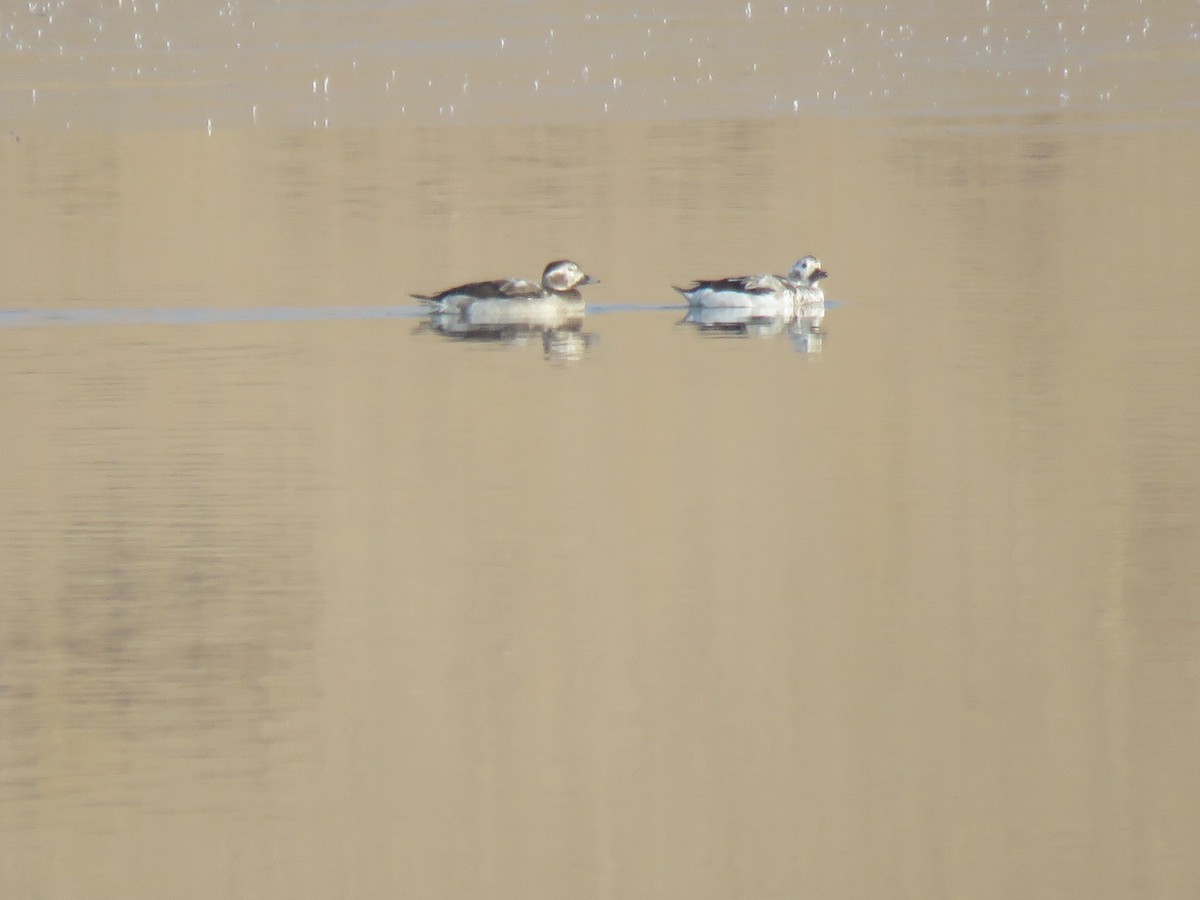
[415,305,596,361]
[680,303,826,354]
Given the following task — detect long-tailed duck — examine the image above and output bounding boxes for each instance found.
[411,259,599,316]
[673,255,827,309]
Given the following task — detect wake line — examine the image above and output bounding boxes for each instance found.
[0,303,684,329]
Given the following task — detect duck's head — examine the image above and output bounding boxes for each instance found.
[788,255,828,286]
[542,259,599,292]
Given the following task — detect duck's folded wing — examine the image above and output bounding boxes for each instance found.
[740,273,783,292]
[412,280,504,303]
[498,279,544,298]
[689,274,778,294]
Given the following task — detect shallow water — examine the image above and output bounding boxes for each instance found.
[2,3,1200,899]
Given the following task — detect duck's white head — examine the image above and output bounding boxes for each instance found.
[788,256,828,287]
[541,259,599,292]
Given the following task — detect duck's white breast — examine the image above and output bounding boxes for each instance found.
[792,286,825,306]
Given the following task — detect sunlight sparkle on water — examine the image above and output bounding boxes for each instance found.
[0,0,1191,127]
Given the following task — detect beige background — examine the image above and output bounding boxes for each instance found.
[2,2,1199,898]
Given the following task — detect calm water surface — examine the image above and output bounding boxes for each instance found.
[2,3,1199,899]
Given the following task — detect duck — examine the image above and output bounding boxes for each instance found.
[411,259,599,319]
[673,255,827,309]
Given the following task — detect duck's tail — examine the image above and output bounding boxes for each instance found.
[411,293,449,312]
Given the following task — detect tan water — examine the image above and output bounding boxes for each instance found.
[2,2,1200,899]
